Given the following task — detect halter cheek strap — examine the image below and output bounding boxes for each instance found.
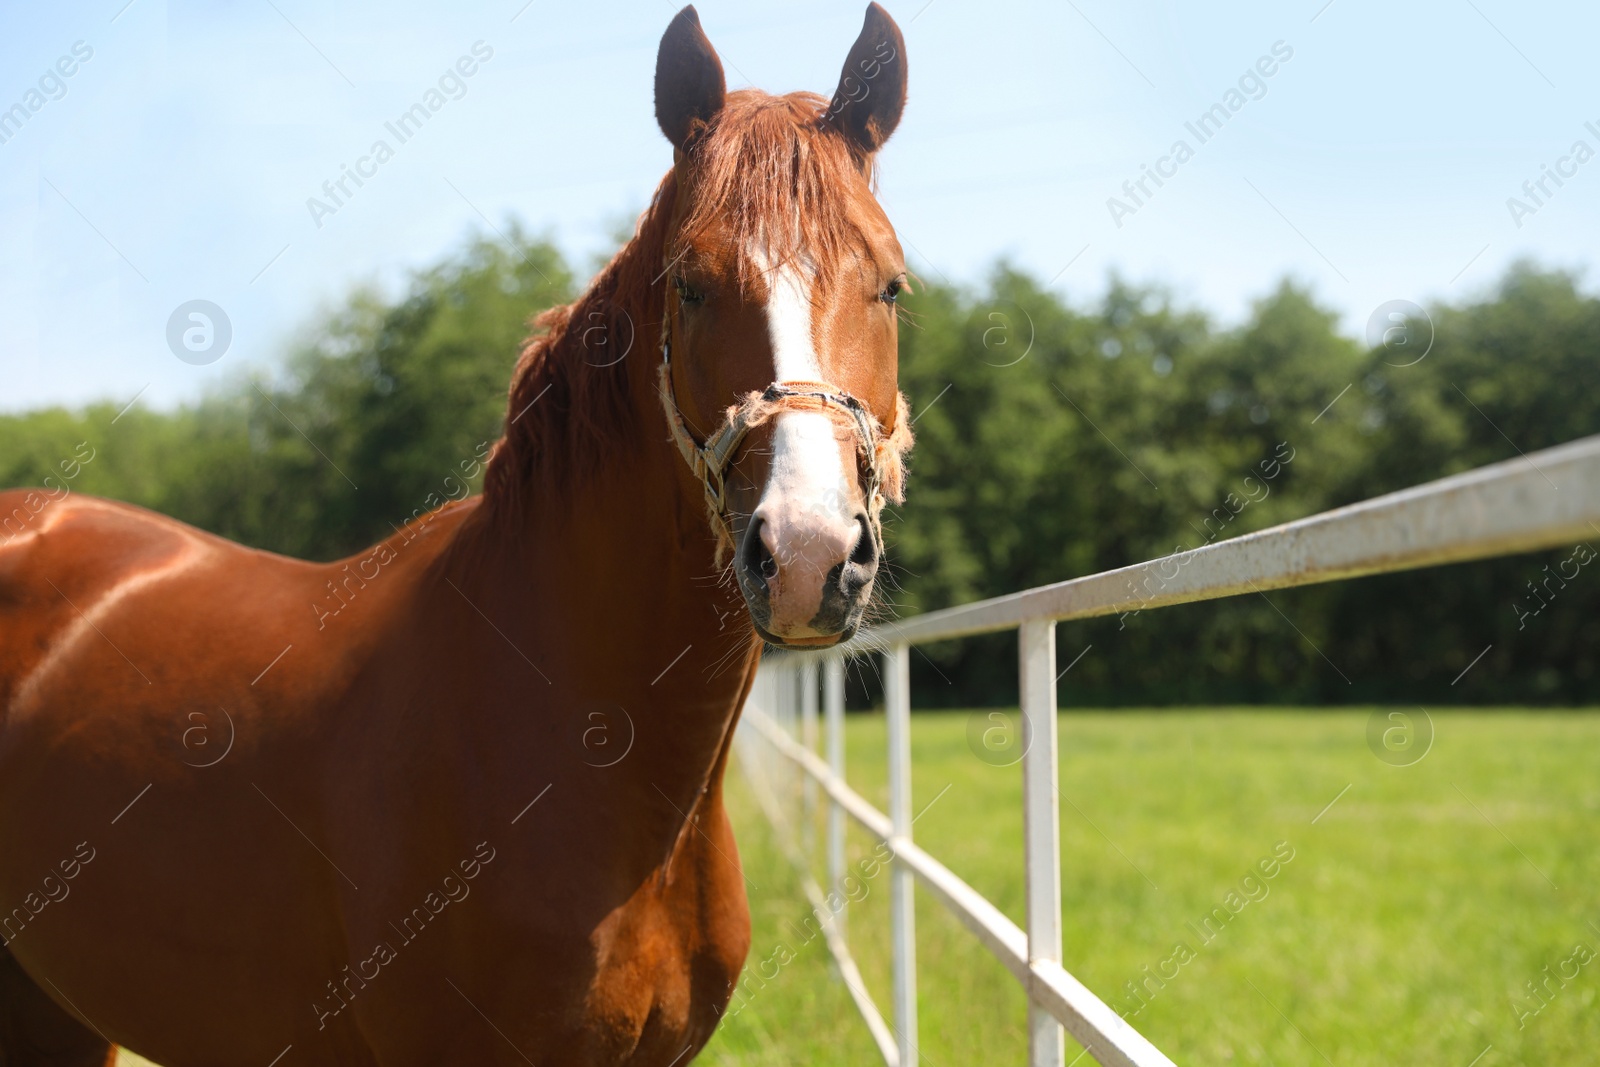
[655,317,912,566]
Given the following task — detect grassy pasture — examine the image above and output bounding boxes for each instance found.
[701,708,1600,1067]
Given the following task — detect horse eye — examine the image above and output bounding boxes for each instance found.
[675,276,704,306]
[880,278,904,304]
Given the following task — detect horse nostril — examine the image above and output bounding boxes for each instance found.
[848,514,877,569]
[742,518,779,586]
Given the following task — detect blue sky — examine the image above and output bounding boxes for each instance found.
[2,0,1597,412]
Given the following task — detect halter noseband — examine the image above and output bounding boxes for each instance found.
[655,305,911,566]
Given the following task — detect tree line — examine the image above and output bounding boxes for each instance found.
[3,227,1596,705]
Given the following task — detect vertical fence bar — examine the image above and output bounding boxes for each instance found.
[754,666,768,788]
[776,666,788,798]
[752,667,766,780]
[801,660,820,862]
[884,643,918,1066]
[780,665,797,811]
[1020,620,1063,1067]
[770,665,783,800]
[824,656,847,939]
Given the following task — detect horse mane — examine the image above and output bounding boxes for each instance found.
[483,89,876,517]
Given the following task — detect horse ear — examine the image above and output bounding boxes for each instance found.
[655,6,727,151]
[826,3,907,154]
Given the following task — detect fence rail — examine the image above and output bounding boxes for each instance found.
[735,433,1600,1067]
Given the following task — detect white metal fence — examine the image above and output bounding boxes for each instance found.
[735,432,1600,1067]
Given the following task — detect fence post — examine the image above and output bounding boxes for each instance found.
[780,664,798,810]
[801,659,820,862]
[824,656,847,939]
[1020,620,1063,1067]
[885,643,917,1066]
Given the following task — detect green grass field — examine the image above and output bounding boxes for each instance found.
[700,708,1600,1067]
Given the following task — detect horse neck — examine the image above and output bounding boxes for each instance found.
[442,265,760,822]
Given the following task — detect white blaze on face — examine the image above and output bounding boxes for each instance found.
[765,257,822,384]
[751,247,865,633]
[763,259,852,520]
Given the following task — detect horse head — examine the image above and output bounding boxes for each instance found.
[652,3,913,649]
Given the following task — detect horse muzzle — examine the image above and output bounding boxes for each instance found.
[735,497,879,646]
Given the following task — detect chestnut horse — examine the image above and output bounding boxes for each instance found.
[0,6,911,1066]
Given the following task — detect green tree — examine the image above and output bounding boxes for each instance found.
[5,237,1595,705]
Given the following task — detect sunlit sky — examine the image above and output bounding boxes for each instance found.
[3,0,1597,412]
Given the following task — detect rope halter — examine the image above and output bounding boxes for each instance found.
[655,311,913,567]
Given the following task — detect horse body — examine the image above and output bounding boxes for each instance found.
[0,5,910,1063]
[0,432,753,1065]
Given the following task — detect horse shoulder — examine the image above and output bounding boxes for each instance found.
[0,493,305,717]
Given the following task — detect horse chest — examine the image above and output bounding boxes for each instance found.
[579,825,752,1063]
